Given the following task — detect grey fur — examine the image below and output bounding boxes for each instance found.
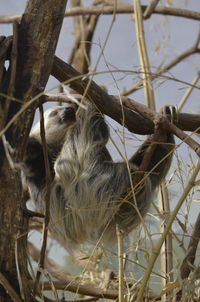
[24,101,174,258]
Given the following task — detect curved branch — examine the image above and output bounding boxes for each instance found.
[1,5,200,24]
[51,57,200,134]
[51,56,153,134]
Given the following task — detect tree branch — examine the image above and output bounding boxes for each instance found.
[1,5,200,24]
[52,56,153,134]
[51,58,200,134]
[143,0,160,19]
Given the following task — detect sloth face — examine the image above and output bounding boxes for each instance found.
[31,105,76,147]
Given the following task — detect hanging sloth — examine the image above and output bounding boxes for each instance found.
[23,99,174,262]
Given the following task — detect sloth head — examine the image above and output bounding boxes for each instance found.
[31,105,77,148]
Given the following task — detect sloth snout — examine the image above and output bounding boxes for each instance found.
[62,107,76,122]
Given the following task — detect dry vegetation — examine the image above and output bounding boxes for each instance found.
[0,0,200,301]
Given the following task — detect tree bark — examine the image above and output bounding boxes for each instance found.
[0,0,67,301]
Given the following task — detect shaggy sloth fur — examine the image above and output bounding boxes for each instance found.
[23,101,174,260]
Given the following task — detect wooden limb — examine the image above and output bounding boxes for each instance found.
[133,0,155,110]
[158,182,173,297]
[28,242,119,299]
[52,55,153,134]
[43,92,200,134]
[23,208,45,218]
[41,294,99,302]
[51,57,200,135]
[116,225,125,302]
[143,0,160,19]
[0,1,67,302]
[30,279,119,300]
[1,5,200,23]
[38,266,59,302]
[34,105,52,293]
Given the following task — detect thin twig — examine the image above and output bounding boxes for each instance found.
[158,181,173,301]
[122,31,200,96]
[1,5,200,24]
[34,105,52,293]
[133,0,155,110]
[117,225,124,302]
[178,73,200,112]
[135,160,200,302]
[143,0,160,19]
[38,267,59,302]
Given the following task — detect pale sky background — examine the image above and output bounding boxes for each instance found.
[1,0,200,273]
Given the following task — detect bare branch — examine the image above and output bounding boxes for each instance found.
[34,105,52,292]
[119,96,200,158]
[51,57,200,134]
[52,56,153,134]
[28,242,119,299]
[1,5,200,24]
[122,32,200,95]
[143,0,160,19]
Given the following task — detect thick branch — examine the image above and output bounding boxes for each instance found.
[34,105,52,291]
[52,56,153,134]
[0,1,68,301]
[51,58,200,134]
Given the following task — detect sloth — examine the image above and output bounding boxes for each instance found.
[23,100,174,262]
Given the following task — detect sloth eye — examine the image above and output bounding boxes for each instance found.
[49,110,58,118]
